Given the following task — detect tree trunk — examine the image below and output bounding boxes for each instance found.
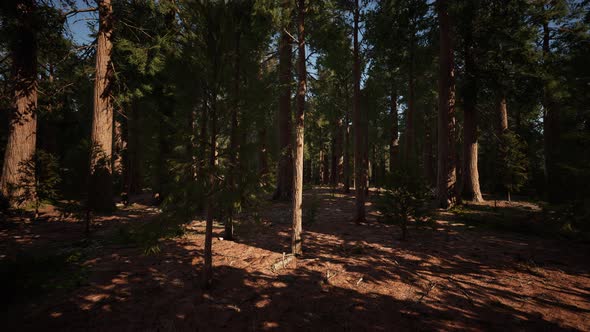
[496,94,509,196]
[258,127,269,176]
[343,97,351,193]
[202,90,217,289]
[0,0,38,206]
[389,92,399,174]
[353,0,366,222]
[226,32,241,241]
[424,113,435,186]
[436,0,457,209]
[291,0,306,256]
[462,105,483,202]
[497,95,508,135]
[88,0,114,213]
[154,104,170,199]
[461,25,483,202]
[370,145,377,186]
[319,148,325,184]
[274,0,293,201]
[114,113,125,182]
[330,118,343,186]
[198,101,208,177]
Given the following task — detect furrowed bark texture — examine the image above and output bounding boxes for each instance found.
[461,21,483,203]
[436,0,457,209]
[292,0,306,256]
[1,0,38,206]
[89,0,115,212]
[274,0,293,201]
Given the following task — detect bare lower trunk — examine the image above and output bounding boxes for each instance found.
[291,0,306,256]
[226,32,241,241]
[0,0,38,206]
[202,92,217,289]
[461,27,483,203]
[330,119,343,186]
[343,106,351,193]
[319,148,325,184]
[498,95,508,134]
[258,127,268,176]
[462,110,483,202]
[89,0,114,213]
[353,0,366,222]
[495,95,508,195]
[424,114,435,186]
[114,113,125,180]
[436,0,457,209]
[274,0,293,200]
[198,102,208,178]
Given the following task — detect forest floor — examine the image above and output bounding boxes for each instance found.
[1,188,589,331]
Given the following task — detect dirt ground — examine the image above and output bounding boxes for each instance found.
[1,188,589,331]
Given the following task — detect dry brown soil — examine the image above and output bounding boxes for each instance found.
[1,189,589,331]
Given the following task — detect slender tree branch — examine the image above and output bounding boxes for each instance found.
[64,7,98,17]
[283,28,298,44]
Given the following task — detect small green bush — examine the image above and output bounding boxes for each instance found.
[376,171,430,240]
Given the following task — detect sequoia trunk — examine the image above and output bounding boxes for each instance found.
[0,0,38,206]
[460,23,483,202]
[88,0,115,212]
[436,0,457,209]
[274,0,293,200]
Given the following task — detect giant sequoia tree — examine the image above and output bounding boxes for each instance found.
[459,1,483,202]
[274,0,293,201]
[88,0,115,212]
[436,0,457,208]
[0,0,38,206]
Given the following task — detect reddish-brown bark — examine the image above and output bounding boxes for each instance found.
[330,118,343,186]
[88,0,115,212]
[291,0,306,256]
[461,25,483,203]
[0,0,38,206]
[436,0,457,209]
[274,0,293,201]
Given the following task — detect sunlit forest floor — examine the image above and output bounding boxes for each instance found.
[2,188,589,331]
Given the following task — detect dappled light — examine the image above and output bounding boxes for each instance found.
[1,0,589,330]
[2,189,589,330]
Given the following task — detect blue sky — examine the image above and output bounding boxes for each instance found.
[65,0,96,45]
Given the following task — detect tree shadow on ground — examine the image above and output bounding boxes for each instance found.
[3,236,578,331]
[233,187,590,330]
[2,188,589,330]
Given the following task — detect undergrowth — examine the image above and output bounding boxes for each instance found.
[450,202,590,241]
[0,248,89,308]
[109,215,185,255]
